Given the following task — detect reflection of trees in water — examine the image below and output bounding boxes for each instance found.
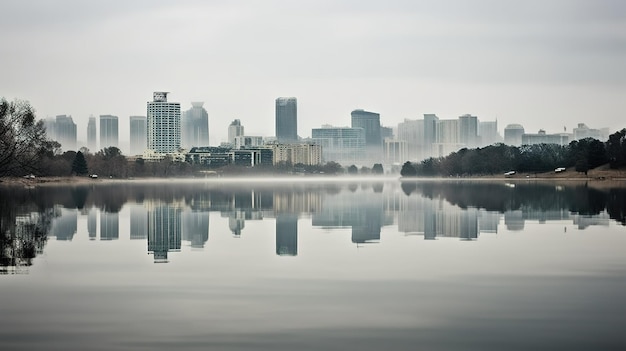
[0,187,55,274]
[400,181,626,225]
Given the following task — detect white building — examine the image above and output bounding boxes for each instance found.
[147,92,181,153]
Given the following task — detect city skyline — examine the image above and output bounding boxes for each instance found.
[1,1,624,149]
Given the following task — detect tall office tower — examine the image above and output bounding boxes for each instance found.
[53,115,77,151]
[478,120,500,146]
[351,109,381,147]
[275,97,297,142]
[99,115,119,149]
[129,116,147,155]
[423,114,439,159]
[87,115,97,151]
[147,92,181,153]
[504,124,525,146]
[397,119,424,161]
[228,119,244,145]
[458,114,479,148]
[181,102,209,149]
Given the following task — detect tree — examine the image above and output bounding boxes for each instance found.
[400,161,417,177]
[0,98,51,176]
[372,163,384,174]
[71,151,89,175]
[607,129,626,169]
[347,165,358,174]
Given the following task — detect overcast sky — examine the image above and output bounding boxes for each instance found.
[1,0,625,151]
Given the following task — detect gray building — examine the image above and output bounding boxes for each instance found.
[99,115,119,149]
[87,115,97,151]
[504,124,525,146]
[458,114,479,148]
[522,130,569,146]
[228,119,244,145]
[182,102,209,149]
[129,116,147,156]
[275,97,297,142]
[46,115,77,151]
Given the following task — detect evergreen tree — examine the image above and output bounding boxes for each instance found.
[71,151,88,175]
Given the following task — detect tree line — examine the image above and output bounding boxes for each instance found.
[401,129,626,177]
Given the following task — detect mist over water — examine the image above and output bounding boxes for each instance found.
[1,179,625,350]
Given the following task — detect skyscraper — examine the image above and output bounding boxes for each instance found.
[228,119,244,145]
[87,115,97,151]
[181,102,209,149]
[458,114,479,148]
[147,92,181,153]
[99,115,119,149]
[351,109,381,147]
[53,115,77,151]
[275,97,297,142]
[129,116,147,155]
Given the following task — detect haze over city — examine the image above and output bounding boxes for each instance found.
[2,0,625,151]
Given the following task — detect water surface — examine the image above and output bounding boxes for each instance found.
[1,179,625,350]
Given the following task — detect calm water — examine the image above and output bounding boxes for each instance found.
[1,178,625,350]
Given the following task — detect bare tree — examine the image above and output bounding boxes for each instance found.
[0,98,52,176]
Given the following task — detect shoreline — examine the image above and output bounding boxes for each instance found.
[2,170,626,187]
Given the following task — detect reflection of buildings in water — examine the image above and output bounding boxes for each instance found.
[182,210,209,248]
[88,208,97,240]
[478,210,500,234]
[312,190,388,245]
[50,207,77,241]
[276,214,298,256]
[130,205,148,240]
[222,210,264,236]
[572,212,610,229]
[504,210,524,231]
[147,202,182,263]
[273,190,322,214]
[100,211,119,240]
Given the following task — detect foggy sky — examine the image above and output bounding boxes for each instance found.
[1,0,625,152]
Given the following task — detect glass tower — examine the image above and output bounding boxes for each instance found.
[275,97,297,142]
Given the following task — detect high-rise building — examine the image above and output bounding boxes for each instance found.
[181,102,209,149]
[351,109,381,148]
[129,116,147,155]
[228,119,244,145]
[458,114,479,148]
[45,115,77,151]
[478,120,500,146]
[87,115,97,151]
[99,115,119,149]
[504,124,525,146]
[311,125,366,165]
[275,97,297,142]
[147,92,181,153]
[397,119,424,161]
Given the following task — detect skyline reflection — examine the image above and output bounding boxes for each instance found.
[1,180,625,270]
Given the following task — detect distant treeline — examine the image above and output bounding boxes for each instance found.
[401,129,626,177]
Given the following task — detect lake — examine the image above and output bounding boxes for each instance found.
[1,178,625,350]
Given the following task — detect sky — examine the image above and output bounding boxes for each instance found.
[1,0,625,152]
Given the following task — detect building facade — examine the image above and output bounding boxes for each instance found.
[271,143,322,166]
[99,115,119,149]
[311,126,366,165]
[147,92,181,153]
[181,102,209,149]
[129,116,147,155]
[228,119,244,145]
[87,115,97,151]
[275,97,297,142]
